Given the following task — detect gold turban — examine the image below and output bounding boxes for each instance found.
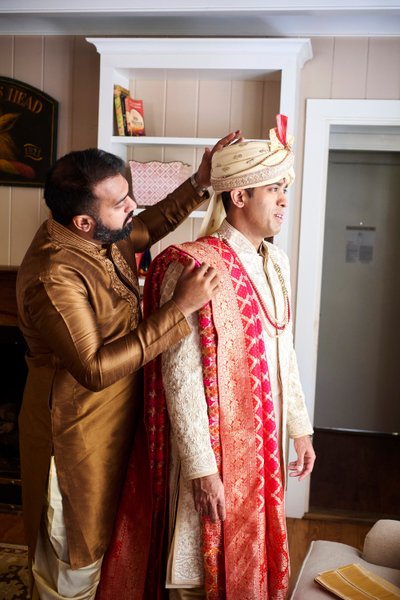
[199,114,295,237]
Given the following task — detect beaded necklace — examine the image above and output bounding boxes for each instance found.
[217,234,291,335]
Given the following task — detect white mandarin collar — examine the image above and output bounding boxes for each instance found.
[216,219,265,258]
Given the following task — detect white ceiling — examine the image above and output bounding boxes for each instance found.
[0,1,399,36]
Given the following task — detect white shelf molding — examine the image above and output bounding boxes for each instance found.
[112,136,219,147]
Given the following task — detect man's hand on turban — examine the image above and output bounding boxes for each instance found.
[196,130,243,189]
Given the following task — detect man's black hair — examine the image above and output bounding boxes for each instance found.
[221,187,254,214]
[44,148,126,226]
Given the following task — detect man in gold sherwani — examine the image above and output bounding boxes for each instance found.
[134,116,316,599]
[16,135,240,600]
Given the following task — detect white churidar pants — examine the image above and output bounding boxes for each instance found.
[32,457,103,600]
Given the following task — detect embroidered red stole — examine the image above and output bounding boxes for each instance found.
[96,236,289,600]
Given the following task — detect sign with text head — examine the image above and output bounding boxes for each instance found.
[0,76,58,187]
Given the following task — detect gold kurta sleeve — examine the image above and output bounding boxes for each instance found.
[24,276,190,392]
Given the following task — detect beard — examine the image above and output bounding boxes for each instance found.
[92,212,134,244]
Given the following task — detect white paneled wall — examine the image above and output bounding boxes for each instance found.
[129,77,279,140]
[1,36,400,267]
[0,35,99,266]
[290,36,400,301]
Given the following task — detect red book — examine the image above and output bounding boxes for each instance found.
[124,97,145,136]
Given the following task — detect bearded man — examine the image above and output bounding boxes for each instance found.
[16,135,240,600]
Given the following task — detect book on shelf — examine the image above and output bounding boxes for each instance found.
[124,96,145,136]
[113,84,129,136]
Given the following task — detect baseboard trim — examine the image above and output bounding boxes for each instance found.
[305,508,382,524]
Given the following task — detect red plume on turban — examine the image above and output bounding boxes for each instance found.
[275,114,288,147]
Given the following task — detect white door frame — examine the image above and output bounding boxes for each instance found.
[285,99,400,518]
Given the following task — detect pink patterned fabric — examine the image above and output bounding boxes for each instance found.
[184,237,289,599]
[129,160,192,206]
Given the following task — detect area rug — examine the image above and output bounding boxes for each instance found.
[0,542,29,599]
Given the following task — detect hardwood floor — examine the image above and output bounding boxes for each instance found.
[0,511,373,595]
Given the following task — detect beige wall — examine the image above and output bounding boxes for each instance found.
[0,36,99,266]
[289,37,400,286]
[0,36,399,268]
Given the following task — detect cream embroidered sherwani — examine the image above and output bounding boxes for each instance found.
[160,220,313,588]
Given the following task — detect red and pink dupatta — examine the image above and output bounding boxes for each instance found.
[97,236,288,600]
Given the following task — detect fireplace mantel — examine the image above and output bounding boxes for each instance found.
[0,267,24,512]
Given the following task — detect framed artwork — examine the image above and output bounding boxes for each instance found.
[0,76,58,187]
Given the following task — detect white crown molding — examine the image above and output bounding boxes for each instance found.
[2,1,400,13]
[0,15,399,37]
[88,36,312,70]
[0,1,399,36]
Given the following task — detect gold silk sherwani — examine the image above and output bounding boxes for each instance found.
[16,179,205,570]
[160,220,313,589]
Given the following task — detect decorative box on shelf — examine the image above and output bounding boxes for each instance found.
[129,160,192,207]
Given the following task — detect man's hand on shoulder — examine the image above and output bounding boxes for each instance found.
[192,472,226,523]
[172,259,219,317]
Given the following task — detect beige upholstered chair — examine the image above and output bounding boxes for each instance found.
[290,519,400,599]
